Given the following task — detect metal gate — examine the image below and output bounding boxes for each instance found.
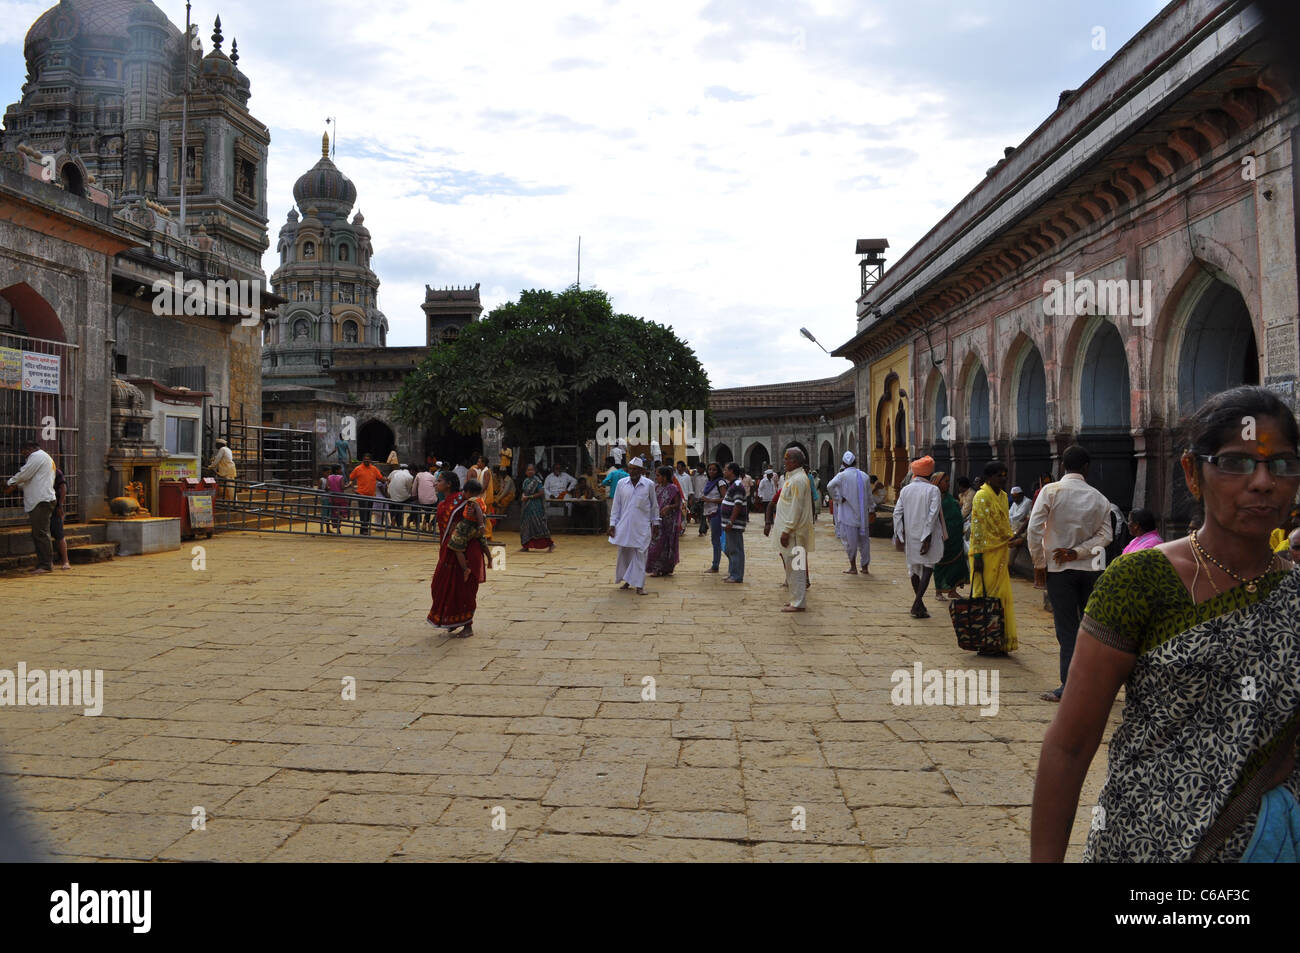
[207,404,315,486]
[0,331,78,527]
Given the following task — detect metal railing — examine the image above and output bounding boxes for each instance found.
[213,479,507,542]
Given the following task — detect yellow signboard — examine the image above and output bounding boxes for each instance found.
[159,459,199,480]
[187,494,213,529]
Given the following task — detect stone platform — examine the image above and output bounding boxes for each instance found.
[101,517,181,556]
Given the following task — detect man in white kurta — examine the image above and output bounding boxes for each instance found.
[608,457,660,594]
[892,456,947,618]
[826,451,874,574]
[771,448,814,612]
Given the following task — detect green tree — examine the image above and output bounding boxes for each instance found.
[392,286,711,466]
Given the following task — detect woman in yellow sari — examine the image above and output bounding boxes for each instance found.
[969,460,1023,653]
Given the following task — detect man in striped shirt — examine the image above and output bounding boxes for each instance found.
[720,461,749,583]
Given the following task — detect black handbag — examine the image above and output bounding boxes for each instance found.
[948,566,1006,653]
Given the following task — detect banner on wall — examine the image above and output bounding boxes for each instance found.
[159,459,199,480]
[20,351,60,394]
[0,347,20,390]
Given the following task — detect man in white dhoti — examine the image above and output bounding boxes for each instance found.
[892,455,946,619]
[608,457,660,594]
[826,451,874,575]
[770,447,814,612]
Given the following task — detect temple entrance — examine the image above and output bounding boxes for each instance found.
[713,442,734,465]
[423,419,481,470]
[0,283,79,527]
[746,442,770,476]
[357,418,396,462]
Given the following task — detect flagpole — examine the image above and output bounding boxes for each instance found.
[577,236,581,289]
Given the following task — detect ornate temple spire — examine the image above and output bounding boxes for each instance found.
[212,15,223,52]
[231,39,239,67]
[322,131,330,158]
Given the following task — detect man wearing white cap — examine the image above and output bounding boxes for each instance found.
[1008,485,1032,534]
[608,457,661,594]
[826,450,874,574]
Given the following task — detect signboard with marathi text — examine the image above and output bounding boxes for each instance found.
[20,351,60,394]
[187,494,213,529]
[159,459,199,481]
[0,347,19,390]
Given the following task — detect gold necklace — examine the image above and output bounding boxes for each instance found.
[1189,540,1220,597]
[1190,531,1276,594]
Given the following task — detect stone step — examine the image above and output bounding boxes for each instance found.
[69,542,117,564]
[0,523,106,555]
[0,540,117,573]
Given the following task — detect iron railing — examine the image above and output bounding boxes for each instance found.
[212,479,510,543]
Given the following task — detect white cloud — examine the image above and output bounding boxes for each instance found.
[3,0,1166,387]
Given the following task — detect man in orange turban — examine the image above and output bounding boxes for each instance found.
[910,456,935,479]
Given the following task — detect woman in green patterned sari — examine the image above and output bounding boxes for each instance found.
[929,472,969,599]
[1032,386,1300,862]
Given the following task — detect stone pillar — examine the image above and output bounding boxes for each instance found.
[1258,123,1300,412]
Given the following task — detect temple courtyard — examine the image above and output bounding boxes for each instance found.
[0,520,1114,861]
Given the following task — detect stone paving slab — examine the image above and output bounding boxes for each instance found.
[0,521,1119,861]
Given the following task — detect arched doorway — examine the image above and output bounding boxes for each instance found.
[713,443,734,465]
[1078,320,1135,507]
[818,440,834,482]
[746,441,769,476]
[1171,277,1259,524]
[1013,345,1051,492]
[932,377,952,479]
[968,365,991,482]
[875,373,908,493]
[0,282,77,525]
[358,418,396,462]
[1177,279,1258,415]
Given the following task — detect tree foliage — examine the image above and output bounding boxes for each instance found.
[392,286,711,452]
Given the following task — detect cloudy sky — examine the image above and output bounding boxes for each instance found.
[1,0,1167,387]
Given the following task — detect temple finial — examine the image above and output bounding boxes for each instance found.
[212,16,223,51]
[230,39,239,67]
[322,132,330,158]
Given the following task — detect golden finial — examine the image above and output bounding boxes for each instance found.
[322,132,330,158]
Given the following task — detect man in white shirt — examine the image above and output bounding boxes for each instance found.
[453,459,469,488]
[1026,445,1114,703]
[6,439,57,573]
[608,457,660,594]
[544,463,578,500]
[386,463,414,528]
[770,447,814,611]
[758,469,777,505]
[827,451,874,575]
[893,456,946,618]
[1008,486,1032,533]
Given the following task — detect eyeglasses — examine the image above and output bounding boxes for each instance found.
[1198,454,1300,477]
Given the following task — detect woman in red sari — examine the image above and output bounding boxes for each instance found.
[434,471,462,536]
[428,478,487,638]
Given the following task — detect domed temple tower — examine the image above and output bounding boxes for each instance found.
[264,132,388,380]
[0,1,277,522]
[3,2,270,284]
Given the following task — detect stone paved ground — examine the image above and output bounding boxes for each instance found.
[0,517,1117,861]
